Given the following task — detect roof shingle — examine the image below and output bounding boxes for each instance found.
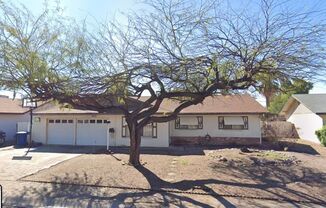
[0,97,30,114]
[156,94,267,114]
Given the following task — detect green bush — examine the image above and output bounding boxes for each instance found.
[315,126,326,146]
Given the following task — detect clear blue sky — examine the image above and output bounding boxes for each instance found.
[2,0,326,103]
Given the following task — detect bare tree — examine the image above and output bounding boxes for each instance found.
[1,0,326,166]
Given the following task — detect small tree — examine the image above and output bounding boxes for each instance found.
[268,79,313,113]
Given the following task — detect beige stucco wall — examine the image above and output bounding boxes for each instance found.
[32,114,169,147]
[0,113,30,141]
[287,104,323,143]
[170,114,262,138]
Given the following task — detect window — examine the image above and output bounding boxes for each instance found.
[55,119,61,123]
[152,122,157,138]
[90,120,95,124]
[68,120,74,124]
[122,116,157,138]
[84,120,89,124]
[104,120,110,124]
[218,116,248,130]
[175,116,203,129]
[97,120,103,124]
[49,119,54,123]
[77,120,83,124]
[141,122,158,138]
[62,120,67,123]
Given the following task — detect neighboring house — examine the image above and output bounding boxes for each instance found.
[31,94,267,147]
[0,95,31,142]
[32,95,267,147]
[280,94,326,143]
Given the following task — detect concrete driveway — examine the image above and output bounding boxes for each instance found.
[0,146,80,181]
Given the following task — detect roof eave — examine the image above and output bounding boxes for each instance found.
[279,96,296,116]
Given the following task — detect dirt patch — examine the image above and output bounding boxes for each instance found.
[207,148,300,166]
[23,147,326,204]
[23,154,174,189]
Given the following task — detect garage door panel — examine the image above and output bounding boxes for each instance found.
[48,119,75,145]
[76,119,109,146]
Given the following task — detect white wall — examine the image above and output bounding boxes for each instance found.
[31,115,47,144]
[170,114,262,138]
[287,104,323,143]
[0,113,30,141]
[32,114,170,147]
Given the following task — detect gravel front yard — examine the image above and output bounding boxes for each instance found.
[21,145,326,205]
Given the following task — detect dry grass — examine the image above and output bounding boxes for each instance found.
[255,151,289,160]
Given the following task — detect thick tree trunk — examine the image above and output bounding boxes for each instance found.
[128,122,142,166]
[265,95,270,108]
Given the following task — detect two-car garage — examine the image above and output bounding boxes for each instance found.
[31,102,170,147]
[47,118,110,146]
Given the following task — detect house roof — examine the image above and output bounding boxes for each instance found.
[33,94,267,115]
[147,94,267,114]
[282,94,326,114]
[0,96,30,114]
[33,101,99,114]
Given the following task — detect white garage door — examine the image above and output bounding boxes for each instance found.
[48,119,75,145]
[76,119,110,146]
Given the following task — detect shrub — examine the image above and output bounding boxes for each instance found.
[315,126,326,146]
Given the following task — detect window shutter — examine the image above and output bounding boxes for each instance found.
[218,116,224,129]
[197,116,203,129]
[243,116,248,129]
[152,122,157,138]
[122,117,127,137]
[175,117,180,129]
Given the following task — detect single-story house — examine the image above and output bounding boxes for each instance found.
[31,94,267,147]
[0,95,31,142]
[280,94,326,143]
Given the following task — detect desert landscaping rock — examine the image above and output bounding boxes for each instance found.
[218,156,228,162]
[240,147,252,153]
